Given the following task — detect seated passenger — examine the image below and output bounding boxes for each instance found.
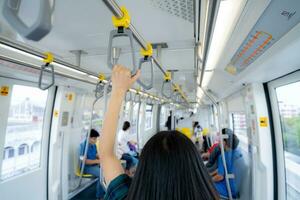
[122,153,138,178]
[211,134,240,198]
[206,128,239,173]
[202,142,219,160]
[99,65,219,200]
[117,121,138,158]
[80,129,106,200]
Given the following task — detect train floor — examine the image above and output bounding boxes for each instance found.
[71,182,98,200]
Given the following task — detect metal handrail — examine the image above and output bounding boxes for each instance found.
[78,80,111,189]
[102,0,189,105]
[137,56,154,90]
[107,28,137,72]
[161,80,172,99]
[38,63,55,90]
[3,0,55,41]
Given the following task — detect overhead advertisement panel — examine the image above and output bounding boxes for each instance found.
[225,0,300,75]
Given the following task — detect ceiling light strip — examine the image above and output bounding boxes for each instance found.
[198,0,220,87]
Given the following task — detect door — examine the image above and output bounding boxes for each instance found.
[0,77,55,200]
[268,70,300,200]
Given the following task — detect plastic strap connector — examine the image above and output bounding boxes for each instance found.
[140,43,153,57]
[39,52,55,90]
[98,73,106,82]
[112,6,131,29]
[43,52,54,64]
[164,71,171,82]
[173,84,179,92]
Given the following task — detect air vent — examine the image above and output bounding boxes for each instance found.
[150,0,194,23]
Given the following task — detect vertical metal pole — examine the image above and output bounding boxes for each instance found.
[78,99,97,187]
[136,95,141,151]
[78,81,110,189]
[59,131,65,200]
[103,81,111,114]
[170,107,174,130]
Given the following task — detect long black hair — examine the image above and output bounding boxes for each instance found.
[127,131,219,200]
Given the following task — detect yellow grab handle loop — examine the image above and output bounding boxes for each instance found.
[140,43,153,57]
[98,73,106,81]
[112,6,131,28]
[164,71,171,82]
[43,52,54,64]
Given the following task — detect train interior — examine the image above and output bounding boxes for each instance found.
[0,0,299,200]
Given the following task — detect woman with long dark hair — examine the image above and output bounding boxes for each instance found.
[99,65,219,200]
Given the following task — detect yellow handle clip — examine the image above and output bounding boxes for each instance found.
[140,43,153,57]
[136,87,141,94]
[164,71,171,82]
[112,6,131,28]
[43,52,54,64]
[173,84,180,92]
[98,73,106,82]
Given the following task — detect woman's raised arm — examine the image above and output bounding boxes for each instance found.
[99,65,140,185]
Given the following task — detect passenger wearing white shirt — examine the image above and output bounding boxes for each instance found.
[117,121,138,177]
[117,121,137,159]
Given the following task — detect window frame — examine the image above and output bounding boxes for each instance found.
[0,77,55,182]
[268,70,300,200]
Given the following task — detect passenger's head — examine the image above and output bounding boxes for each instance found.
[221,128,239,149]
[125,158,138,178]
[127,131,218,200]
[193,121,199,128]
[122,121,131,131]
[89,129,99,144]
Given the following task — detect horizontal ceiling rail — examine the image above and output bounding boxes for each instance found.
[0,38,184,106]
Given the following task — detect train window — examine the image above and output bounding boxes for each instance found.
[31,141,40,153]
[160,106,166,125]
[145,104,153,130]
[3,147,15,160]
[123,101,131,120]
[1,85,48,181]
[231,112,248,151]
[275,81,300,199]
[131,102,140,135]
[18,144,29,156]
